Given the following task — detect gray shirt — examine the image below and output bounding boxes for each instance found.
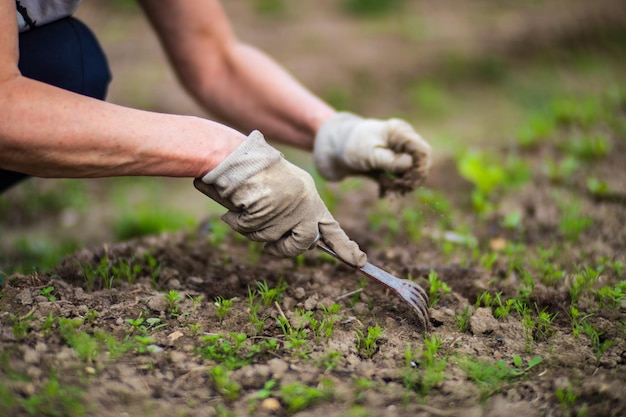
[16,0,81,32]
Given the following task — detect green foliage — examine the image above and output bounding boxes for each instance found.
[209,365,241,401]
[3,238,78,275]
[165,290,183,316]
[596,281,626,309]
[403,336,448,397]
[341,0,405,16]
[427,269,451,307]
[277,310,311,357]
[40,286,56,301]
[198,333,277,370]
[558,199,592,241]
[113,207,194,241]
[455,305,472,333]
[457,355,542,400]
[279,381,333,414]
[355,325,383,358]
[213,296,235,324]
[310,304,343,341]
[21,376,86,417]
[564,134,611,162]
[581,322,615,362]
[256,279,287,307]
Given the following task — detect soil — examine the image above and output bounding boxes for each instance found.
[2,1,626,417]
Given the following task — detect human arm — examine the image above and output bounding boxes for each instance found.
[0,0,245,179]
[138,0,335,150]
[139,0,432,190]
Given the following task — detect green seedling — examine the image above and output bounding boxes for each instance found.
[256,279,287,307]
[455,305,472,333]
[596,281,626,309]
[214,296,235,324]
[428,269,451,307]
[403,336,448,397]
[189,294,204,316]
[353,377,376,404]
[187,323,202,336]
[110,258,142,285]
[569,306,593,340]
[277,310,310,357]
[543,156,579,184]
[279,380,332,414]
[458,355,540,401]
[134,335,158,354]
[255,379,277,401]
[510,355,543,376]
[11,312,33,342]
[558,199,592,242]
[581,322,615,362]
[209,365,241,401]
[555,383,579,411]
[310,303,342,341]
[569,265,602,305]
[198,332,277,370]
[165,290,183,316]
[516,111,556,148]
[355,325,383,359]
[58,317,99,363]
[83,308,99,326]
[317,350,344,372]
[78,257,111,292]
[19,375,86,417]
[39,286,56,301]
[142,252,162,289]
[564,134,611,162]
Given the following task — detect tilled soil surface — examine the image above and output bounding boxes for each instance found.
[2,105,625,416]
[2,1,626,417]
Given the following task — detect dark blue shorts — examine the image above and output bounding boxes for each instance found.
[0,17,111,193]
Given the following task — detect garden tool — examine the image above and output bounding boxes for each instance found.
[316,240,431,330]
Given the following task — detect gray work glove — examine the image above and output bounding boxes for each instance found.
[313,112,432,195]
[194,130,367,267]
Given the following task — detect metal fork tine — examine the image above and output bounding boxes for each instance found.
[316,240,431,329]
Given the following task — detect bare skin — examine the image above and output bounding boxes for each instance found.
[0,0,335,179]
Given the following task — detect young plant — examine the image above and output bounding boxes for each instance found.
[39,286,56,301]
[403,336,448,397]
[277,310,310,357]
[165,290,183,316]
[455,305,472,333]
[279,381,332,414]
[209,365,241,401]
[355,325,383,359]
[256,279,287,307]
[310,304,342,341]
[213,296,235,324]
[428,269,451,307]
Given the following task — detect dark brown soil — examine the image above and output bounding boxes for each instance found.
[2,1,626,417]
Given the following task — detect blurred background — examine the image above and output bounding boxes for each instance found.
[1,0,625,274]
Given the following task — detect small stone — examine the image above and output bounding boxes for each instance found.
[17,289,33,305]
[352,302,369,316]
[261,397,281,412]
[233,364,270,389]
[85,366,96,375]
[35,342,48,353]
[293,287,306,300]
[167,331,184,343]
[23,348,40,364]
[169,351,187,363]
[317,297,335,310]
[187,276,204,285]
[146,295,168,312]
[304,295,318,311]
[267,358,289,379]
[470,307,499,336]
[225,274,240,287]
[282,297,296,311]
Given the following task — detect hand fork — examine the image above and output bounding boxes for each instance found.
[316,240,431,330]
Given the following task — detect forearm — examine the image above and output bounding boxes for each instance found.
[190,43,336,150]
[0,76,245,178]
[140,0,335,150]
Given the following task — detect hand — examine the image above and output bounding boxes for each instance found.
[313,112,432,195]
[194,130,367,267]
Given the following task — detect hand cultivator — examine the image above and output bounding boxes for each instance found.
[316,240,431,330]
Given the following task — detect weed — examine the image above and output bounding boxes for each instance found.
[310,304,342,341]
[555,383,578,411]
[457,355,534,401]
[256,279,287,307]
[198,332,277,370]
[317,350,344,372]
[143,253,162,289]
[543,156,579,184]
[255,379,277,401]
[558,199,592,241]
[455,305,472,333]
[428,269,451,307]
[403,336,448,397]
[20,375,86,417]
[11,313,33,341]
[355,325,383,358]
[353,377,376,403]
[581,322,615,362]
[569,265,602,305]
[110,258,142,285]
[279,380,332,414]
[78,257,110,292]
[277,310,310,357]
[214,296,235,324]
[595,281,626,309]
[187,323,202,337]
[58,317,99,363]
[209,365,241,401]
[510,355,543,376]
[39,285,56,301]
[165,290,183,316]
[569,306,592,340]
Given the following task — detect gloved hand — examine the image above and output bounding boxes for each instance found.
[313,112,432,195]
[194,130,367,267]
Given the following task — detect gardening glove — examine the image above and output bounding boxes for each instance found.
[194,130,367,267]
[313,112,432,195]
